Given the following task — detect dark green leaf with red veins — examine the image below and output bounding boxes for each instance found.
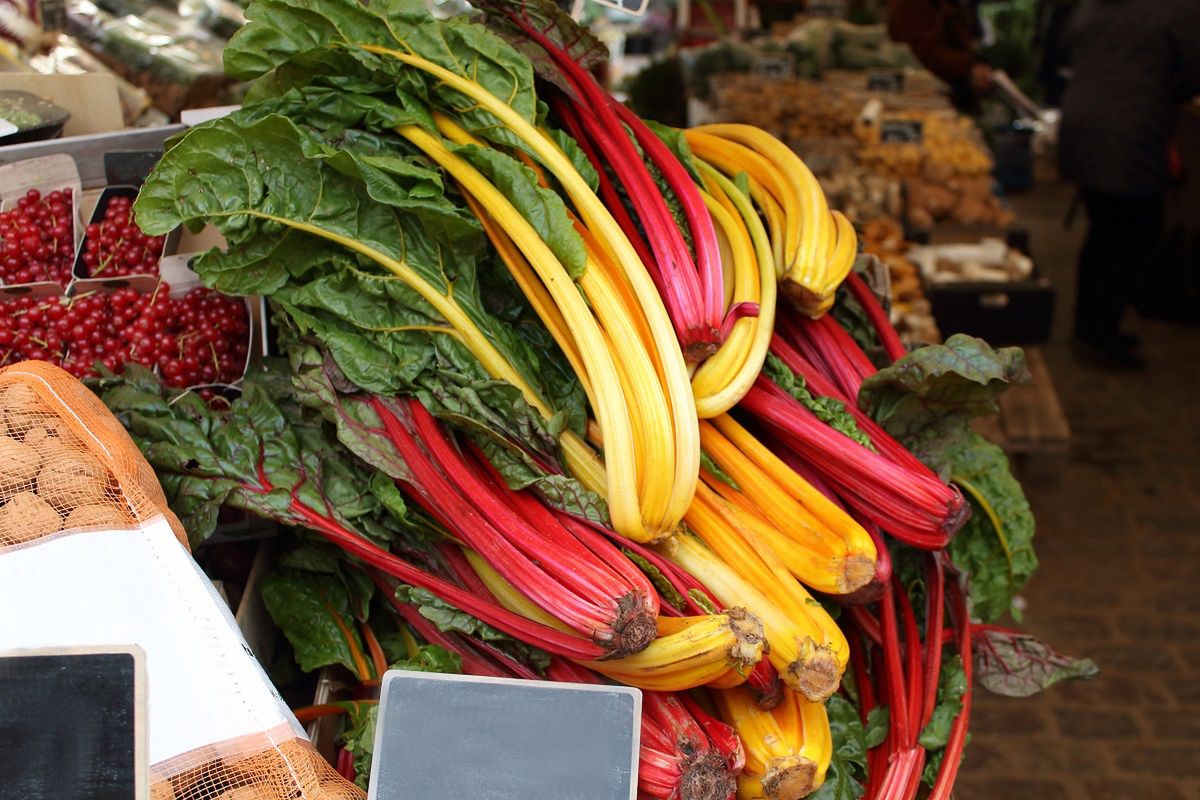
[98,362,417,548]
[764,353,875,449]
[259,569,371,676]
[858,335,1031,441]
[855,335,1038,622]
[225,0,543,159]
[394,585,551,672]
[332,701,379,790]
[470,0,608,99]
[974,629,1099,698]
[286,332,605,526]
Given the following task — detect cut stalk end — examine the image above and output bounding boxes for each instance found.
[684,325,724,363]
[842,554,878,596]
[942,486,972,538]
[725,606,768,670]
[786,639,841,702]
[679,750,737,800]
[607,593,659,657]
[761,755,819,800]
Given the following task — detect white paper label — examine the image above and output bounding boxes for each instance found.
[0,520,305,765]
[0,117,19,138]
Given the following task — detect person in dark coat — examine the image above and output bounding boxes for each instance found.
[1059,0,1200,366]
[887,0,993,111]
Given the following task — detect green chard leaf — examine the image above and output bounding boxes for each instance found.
[764,354,874,449]
[700,451,741,491]
[139,111,586,484]
[333,700,379,790]
[810,694,870,800]
[394,585,550,672]
[918,656,967,751]
[622,548,687,611]
[916,656,970,788]
[974,629,1098,698]
[259,569,374,678]
[452,141,586,277]
[859,335,1031,442]
[548,127,600,193]
[226,0,544,158]
[390,644,463,675]
[859,335,1036,622]
[644,119,705,184]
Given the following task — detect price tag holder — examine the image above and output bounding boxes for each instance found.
[867,71,905,93]
[0,646,148,800]
[368,671,641,800]
[880,119,924,145]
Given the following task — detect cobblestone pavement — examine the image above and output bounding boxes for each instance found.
[954,184,1200,799]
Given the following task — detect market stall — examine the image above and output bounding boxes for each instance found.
[0,2,1095,799]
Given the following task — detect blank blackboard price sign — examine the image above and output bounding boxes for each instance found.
[0,646,147,800]
[368,671,641,800]
[880,119,924,144]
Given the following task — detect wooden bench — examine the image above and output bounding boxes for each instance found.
[972,347,1071,482]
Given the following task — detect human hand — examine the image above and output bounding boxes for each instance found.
[969,63,994,94]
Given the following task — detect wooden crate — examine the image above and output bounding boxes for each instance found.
[972,347,1071,482]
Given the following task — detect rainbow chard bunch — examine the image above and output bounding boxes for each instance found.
[471,0,727,363]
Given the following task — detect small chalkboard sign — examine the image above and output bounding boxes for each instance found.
[0,646,147,800]
[867,71,906,93]
[368,671,641,800]
[880,119,924,144]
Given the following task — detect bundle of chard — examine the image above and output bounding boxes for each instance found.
[101,0,1099,798]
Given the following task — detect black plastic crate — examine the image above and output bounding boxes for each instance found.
[926,271,1055,345]
[918,226,1056,346]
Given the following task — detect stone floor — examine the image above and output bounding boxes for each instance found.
[954,184,1200,799]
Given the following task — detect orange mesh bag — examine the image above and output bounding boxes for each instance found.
[0,361,364,800]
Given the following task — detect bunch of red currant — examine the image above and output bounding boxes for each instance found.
[0,284,250,394]
[0,188,77,288]
[80,195,166,279]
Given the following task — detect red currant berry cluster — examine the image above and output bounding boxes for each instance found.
[0,285,250,392]
[80,195,166,279]
[0,188,76,288]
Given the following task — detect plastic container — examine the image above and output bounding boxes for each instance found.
[71,185,178,283]
[0,154,84,293]
[0,91,72,145]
